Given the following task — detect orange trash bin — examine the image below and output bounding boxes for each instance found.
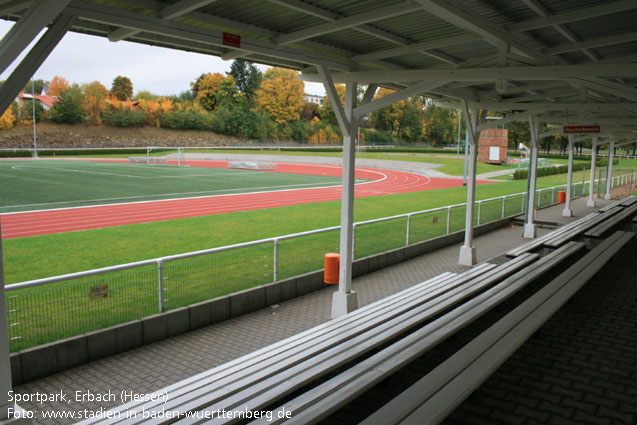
[558,190,566,203]
[324,253,340,284]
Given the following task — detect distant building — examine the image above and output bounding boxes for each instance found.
[17,92,57,110]
[304,93,324,105]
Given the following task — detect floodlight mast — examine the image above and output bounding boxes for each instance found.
[32,79,37,158]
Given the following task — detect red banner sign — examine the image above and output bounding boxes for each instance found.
[223,32,241,48]
[563,125,600,134]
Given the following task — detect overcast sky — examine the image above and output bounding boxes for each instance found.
[0,19,325,97]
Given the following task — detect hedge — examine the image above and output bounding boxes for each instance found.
[0,150,32,157]
[512,158,618,180]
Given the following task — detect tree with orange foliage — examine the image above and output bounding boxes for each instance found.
[255,68,304,124]
[321,84,346,127]
[48,76,70,96]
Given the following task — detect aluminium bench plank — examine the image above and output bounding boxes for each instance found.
[505,213,598,257]
[254,242,584,425]
[544,207,623,248]
[171,255,539,425]
[78,266,494,425]
[585,203,637,238]
[365,231,633,425]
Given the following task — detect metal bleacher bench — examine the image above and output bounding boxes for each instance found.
[79,239,589,425]
[80,253,549,425]
[506,205,625,257]
[584,203,637,245]
[598,195,636,212]
[360,231,634,425]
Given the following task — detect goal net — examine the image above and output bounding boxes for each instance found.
[228,161,277,170]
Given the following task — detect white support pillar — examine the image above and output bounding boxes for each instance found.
[318,65,358,319]
[458,104,481,266]
[331,81,359,319]
[562,134,575,217]
[604,139,615,200]
[524,119,541,238]
[587,137,598,207]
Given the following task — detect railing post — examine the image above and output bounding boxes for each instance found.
[522,192,526,213]
[537,189,542,208]
[273,239,279,282]
[446,206,451,234]
[406,214,411,246]
[157,260,164,313]
[352,223,357,259]
[502,196,506,218]
[477,201,482,225]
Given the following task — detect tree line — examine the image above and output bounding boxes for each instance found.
[4,60,630,152]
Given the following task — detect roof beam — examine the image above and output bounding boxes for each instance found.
[544,31,637,55]
[574,78,637,103]
[510,0,637,33]
[413,0,550,63]
[0,0,32,16]
[109,0,219,42]
[69,1,354,70]
[302,63,637,84]
[352,33,476,63]
[520,0,599,62]
[0,0,70,74]
[353,80,449,119]
[275,2,421,45]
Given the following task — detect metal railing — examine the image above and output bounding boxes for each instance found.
[5,173,635,352]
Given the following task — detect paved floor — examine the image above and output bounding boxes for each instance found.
[10,195,628,425]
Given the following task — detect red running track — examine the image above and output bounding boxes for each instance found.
[1,159,489,239]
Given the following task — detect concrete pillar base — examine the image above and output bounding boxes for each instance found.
[604,193,612,200]
[562,208,573,217]
[523,223,537,239]
[331,290,358,319]
[586,199,596,207]
[458,245,477,266]
[0,404,31,425]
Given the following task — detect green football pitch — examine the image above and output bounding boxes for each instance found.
[0,160,346,213]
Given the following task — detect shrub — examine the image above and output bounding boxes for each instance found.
[512,159,618,180]
[102,109,147,127]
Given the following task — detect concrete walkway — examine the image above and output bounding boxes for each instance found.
[10,195,630,425]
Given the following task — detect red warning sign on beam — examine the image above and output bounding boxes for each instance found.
[223,32,241,48]
[563,125,600,134]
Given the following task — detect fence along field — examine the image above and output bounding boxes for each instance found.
[8,172,634,353]
[0,160,344,213]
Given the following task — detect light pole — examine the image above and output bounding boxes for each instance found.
[31,79,38,158]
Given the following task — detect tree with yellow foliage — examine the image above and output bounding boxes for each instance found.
[192,73,238,112]
[48,76,70,96]
[0,106,16,130]
[255,68,304,124]
[82,81,108,123]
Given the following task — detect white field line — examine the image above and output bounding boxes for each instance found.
[0,161,389,214]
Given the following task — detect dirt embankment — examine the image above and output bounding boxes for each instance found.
[0,123,245,148]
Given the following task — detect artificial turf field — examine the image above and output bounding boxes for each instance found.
[0,159,346,213]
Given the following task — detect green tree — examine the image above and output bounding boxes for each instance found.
[192,73,238,112]
[24,79,46,95]
[19,100,44,122]
[422,101,457,145]
[111,76,133,101]
[50,85,85,124]
[228,59,262,104]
